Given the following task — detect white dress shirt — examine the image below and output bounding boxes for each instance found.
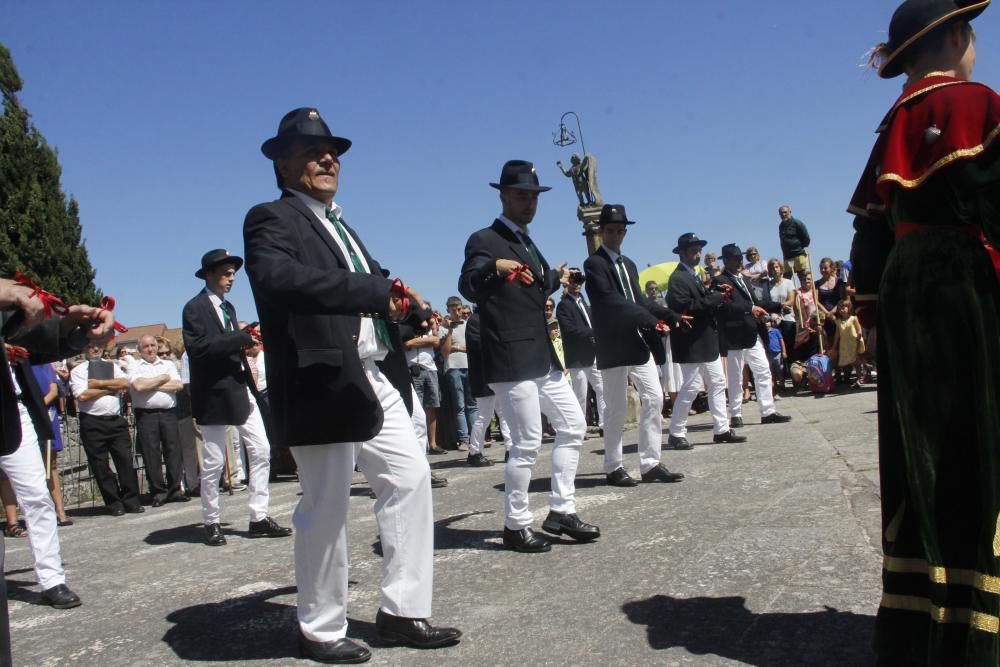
[287,188,385,361]
[127,357,181,409]
[70,360,125,416]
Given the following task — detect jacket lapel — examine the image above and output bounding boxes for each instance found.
[282,195,351,270]
[199,292,225,333]
[491,219,534,269]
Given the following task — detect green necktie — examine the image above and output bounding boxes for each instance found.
[517,231,544,278]
[220,300,235,332]
[326,210,394,351]
[617,257,635,303]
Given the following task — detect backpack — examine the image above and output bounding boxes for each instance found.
[806,354,834,394]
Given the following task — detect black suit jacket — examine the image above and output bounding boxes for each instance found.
[2,313,86,455]
[465,312,492,398]
[182,291,256,426]
[556,293,596,369]
[243,193,411,447]
[458,219,562,384]
[711,271,782,351]
[584,248,678,370]
[666,264,725,364]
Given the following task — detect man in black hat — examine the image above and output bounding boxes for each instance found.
[182,250,291,547]
[583,204,686,487]
[459,159,600,554]
[712,244,791,428]
[556,266,606,437]
[665,233,746,448]
[243,108,460,663]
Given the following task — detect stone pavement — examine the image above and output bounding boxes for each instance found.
[6,385,883,666]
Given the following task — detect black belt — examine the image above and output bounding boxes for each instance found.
[134,407,174,414]
[80,413,122,421]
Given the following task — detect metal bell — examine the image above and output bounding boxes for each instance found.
[924,125,942,144]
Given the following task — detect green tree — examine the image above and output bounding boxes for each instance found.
[0,42,100,305]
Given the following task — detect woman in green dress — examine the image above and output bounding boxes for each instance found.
[850,1,1000,664]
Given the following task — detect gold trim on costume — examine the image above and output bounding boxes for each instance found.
[994,513,1000,557]
[878,1,993,77]
[880,593,1000,634]
[884,556,1000,594]
[875,80,967,133]
[876,122,1000,190]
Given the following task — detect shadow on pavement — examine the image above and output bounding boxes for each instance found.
[163,585,299,661]
[145,523,231,545]
[491,473,608,495]
[5,578,48,606]
[622,594,876,666]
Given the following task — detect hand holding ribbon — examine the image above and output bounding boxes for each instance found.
[12,271,68,318]
[504,263,535,286]
[389,278,411,319]
[5,345,28,364]
[655,320,671,334]
[96,296,129,335]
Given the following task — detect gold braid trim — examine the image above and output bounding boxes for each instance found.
[876,80,967,133]
[880,594,1000,634]
[995,513,1000,557]
[884,556,1000,594]
[876,122,1000,190]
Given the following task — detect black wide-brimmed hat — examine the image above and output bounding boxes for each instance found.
[720,243,744,260]
[261,107,352,160]
[879,0,990,78]
[195,249,243,279]
[672,233,709,255]
[489,160,551,192]
[597,204,636,226]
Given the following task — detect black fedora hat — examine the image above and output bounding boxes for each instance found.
[720,243,744,260]
[672,233,709,255]
[597,204,636,226]
[879,0,990,78]
[195,249,243,279]
[261,108,352,160]
[489,160,551,192]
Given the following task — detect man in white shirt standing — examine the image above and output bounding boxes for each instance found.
[128,334,189,507]
[439,296,480,458]
[70,344,144,515]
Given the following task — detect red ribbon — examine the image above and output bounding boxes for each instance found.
[98,296,129,334]
[13,271,68,318]
[245,324,262,347]
[390,278,410,318]
[504,264,534,285]
[655,320,670,334]
[5,345,28,364]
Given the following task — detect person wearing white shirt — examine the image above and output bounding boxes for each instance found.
[70,344,144,515]
[439,296,479,453]
[128,335,189,507]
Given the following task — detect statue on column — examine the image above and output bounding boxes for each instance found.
[557,153,603,207]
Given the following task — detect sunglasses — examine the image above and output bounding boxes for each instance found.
[157,351,172,358]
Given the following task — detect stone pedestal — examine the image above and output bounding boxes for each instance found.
[578,204,603,256]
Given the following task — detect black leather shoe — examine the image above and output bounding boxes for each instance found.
[606,467,639,487]
[298,630,371,663]
[151,496,165,508]
[40,584,81,609]
[713,430,747,444]
[541,511,600,542]
[124,504,145,514]
[109,505,125,517]
[467,453,494,467]
[761,412,792,424]
[502,527,551,553]
[166,493,191,503]
[430,473,448,488]
[248,516,293,538]
[205,523,227,546]
[375,609,462,648]
[427,447,447,456]
[666,434,693,450]
[641,463,685,483]
[729,416,744,428]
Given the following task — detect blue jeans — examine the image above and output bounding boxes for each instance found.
[446,368,478,443]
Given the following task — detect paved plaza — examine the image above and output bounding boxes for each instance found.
[7,386,882,666]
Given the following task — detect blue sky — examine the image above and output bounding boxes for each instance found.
[4,2,999,328]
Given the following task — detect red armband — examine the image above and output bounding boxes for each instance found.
[13,271,68,318]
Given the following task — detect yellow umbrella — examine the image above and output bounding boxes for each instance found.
[638,261,681,292]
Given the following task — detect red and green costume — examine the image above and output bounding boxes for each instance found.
[850,73,1000,665]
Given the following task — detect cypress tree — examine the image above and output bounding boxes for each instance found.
[0,42,101,305]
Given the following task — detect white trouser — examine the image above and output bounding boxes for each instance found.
[227,425,246,480]
[568,364,606,428]
[199,391,270,524]
[601,358,663,475]
[293,359,433,642]
[668,358,729,437]
[410,386,427,448]
[0,404,64,589]
[727,340,776,419]
[469,395,511,456]
[490,370,585,529]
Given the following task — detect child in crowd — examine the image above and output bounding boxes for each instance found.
[831,299,864,387]
[766,315,787,393]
